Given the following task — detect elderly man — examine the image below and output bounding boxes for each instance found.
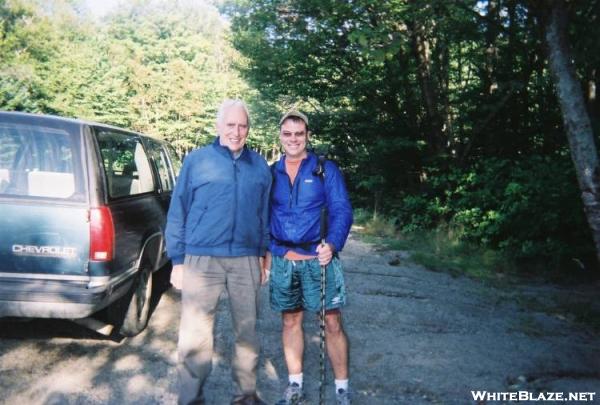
[166,99,271,405]
[265,110,353,405]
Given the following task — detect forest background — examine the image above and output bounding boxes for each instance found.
[1,0,599,280]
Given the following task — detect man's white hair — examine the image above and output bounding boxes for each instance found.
[216,99,251,128]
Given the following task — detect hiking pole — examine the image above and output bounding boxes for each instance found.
[319,206,328,405]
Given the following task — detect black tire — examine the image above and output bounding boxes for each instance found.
[119,266,153,337]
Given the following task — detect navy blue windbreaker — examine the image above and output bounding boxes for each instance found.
[269,152,353,257]
[166,137,271,264]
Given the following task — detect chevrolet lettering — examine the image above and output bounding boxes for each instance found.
[12,244,77,258]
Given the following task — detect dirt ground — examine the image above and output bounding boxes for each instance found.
[0,233,599,404]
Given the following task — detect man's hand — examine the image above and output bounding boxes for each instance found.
[170,264,184,290]
[260,252,272,285]
[316,243,335,266]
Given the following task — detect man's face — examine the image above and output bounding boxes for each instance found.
[217,106,249,154]
[280,119,308,159]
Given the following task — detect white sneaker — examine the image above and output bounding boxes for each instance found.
[276,382,304,405]
[336,388,351,405]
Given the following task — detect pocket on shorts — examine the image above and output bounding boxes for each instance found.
[331,257,345,290]
[309,258,344,287]
[308,259,322,282]
[329,257,347,307]
[270,256,292,289]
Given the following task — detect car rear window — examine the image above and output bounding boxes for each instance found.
[0,123,85,201]
[95,129,155,199]
[145,138,175,192]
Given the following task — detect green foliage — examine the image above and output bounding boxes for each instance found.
[394,156,595,269]
[408,228,511,280]
[0,0,278,155]
[354,209,511,280]
[0,0,61,112]
[352,207,373,225]
[353,208,398,238]
[224,0,600,275]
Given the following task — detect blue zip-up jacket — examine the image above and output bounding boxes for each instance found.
[269,152,353,257]
[166,137,271,264]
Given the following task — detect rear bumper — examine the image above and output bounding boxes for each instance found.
[0,270,136,319]
[0,300,99,318]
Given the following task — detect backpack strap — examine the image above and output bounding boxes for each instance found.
[312,153,327,183]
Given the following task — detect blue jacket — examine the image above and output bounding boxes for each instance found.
[166,137,271,264]
[269,152,353,256]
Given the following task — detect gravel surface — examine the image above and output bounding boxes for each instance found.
[1,233,599,404]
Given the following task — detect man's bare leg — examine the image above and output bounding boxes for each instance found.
[324,309,348,379]
[282,309,305,374]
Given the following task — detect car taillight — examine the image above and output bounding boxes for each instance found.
[89,207,114,261]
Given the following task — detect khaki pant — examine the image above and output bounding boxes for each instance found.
[177,255,261,405]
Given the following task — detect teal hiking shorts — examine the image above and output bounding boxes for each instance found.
[269,255,347,313]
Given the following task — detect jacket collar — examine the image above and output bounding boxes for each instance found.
[211,136,251,162]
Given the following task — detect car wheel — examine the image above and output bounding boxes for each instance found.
[119,266,153,337]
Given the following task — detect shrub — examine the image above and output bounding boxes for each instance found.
[391,155,595,271]
[353,209,398,238]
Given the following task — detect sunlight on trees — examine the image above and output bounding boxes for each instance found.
[0,0,279,156]
[2,0,600,272]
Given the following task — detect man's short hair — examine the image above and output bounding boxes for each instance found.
[217,99,250,128]
[279,110,309,131]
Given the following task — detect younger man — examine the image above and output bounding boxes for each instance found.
[265,110,353,404]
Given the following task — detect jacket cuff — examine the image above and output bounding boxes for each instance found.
[327,239,341,254]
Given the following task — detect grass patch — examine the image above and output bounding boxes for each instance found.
[354,209,511,282]
[358,234,415,251]
[512,316,547,337]
[554,300,600,333]
[406,230,511,281]
[513,295,551,313]
[513,295,600,334]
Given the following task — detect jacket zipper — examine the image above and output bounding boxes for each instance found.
[288,173,294,209]
[287,158,307,208]
[230,159,238,254]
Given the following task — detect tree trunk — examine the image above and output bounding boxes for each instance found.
[543,0,600,264]
[407,16,444,155]
[483,0,499,96]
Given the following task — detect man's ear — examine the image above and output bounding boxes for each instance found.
[306,130,311,140]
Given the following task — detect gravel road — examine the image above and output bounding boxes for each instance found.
[1,233,599,404]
